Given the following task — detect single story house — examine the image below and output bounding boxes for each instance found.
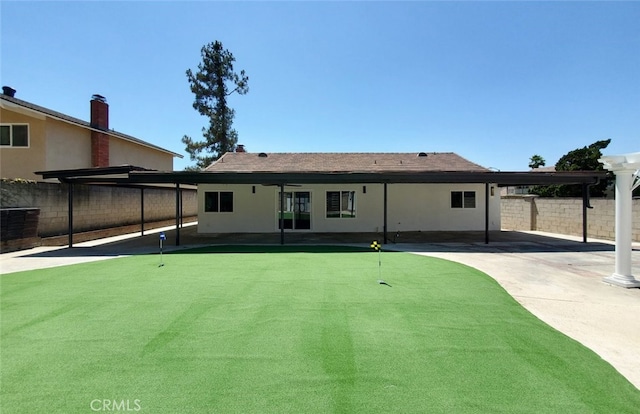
[197,152,501,235]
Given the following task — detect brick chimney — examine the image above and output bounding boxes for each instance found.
[90,94,109,167]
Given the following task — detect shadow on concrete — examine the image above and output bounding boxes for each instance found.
[15,226,621,260]
[390,240,617,255]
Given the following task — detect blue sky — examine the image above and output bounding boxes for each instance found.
[1,1,638,171]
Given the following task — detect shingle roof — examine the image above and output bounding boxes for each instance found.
[0,94,181,157]
[205,152,488,173]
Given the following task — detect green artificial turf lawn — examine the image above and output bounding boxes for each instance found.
[1,246,639,413]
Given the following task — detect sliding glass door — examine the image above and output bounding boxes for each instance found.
[278,191,311,230]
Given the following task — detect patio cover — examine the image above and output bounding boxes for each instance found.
[36,166,607,246]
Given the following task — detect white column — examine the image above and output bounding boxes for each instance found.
[599,153,640,288]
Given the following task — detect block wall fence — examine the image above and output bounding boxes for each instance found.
[501,195,640,242]
[1,180,197,238]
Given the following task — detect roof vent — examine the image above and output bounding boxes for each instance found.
[417,152,428,157]
[2,86,16,97]
[258,152,268,158]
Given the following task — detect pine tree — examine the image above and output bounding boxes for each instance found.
[181,41,249,170]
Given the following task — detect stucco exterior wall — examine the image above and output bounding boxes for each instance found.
[197,184,274,233]
[501,195,640,242]
[197,183,501,234]
[1,104,176,181]
[388,183,501,232]
[45,119,92,172]
[110,138,174,172]
[0,108,47,181]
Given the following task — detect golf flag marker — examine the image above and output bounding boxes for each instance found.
[159,232,166,267]
[371,240,382,280]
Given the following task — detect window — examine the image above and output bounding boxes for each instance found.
[0,124,29,147]
[451,191,476,208]
[204,191,233,212]
[219,192,233,212]
[326,191,356,218]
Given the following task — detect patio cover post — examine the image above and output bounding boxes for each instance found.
[175,183,181,246]
[140,188,145,236]
[485,183,489,244]
[581,182,593,243]
[599,153,640,288]
[180,188,184,228]
[383,183,388,244]
[67,182,74,248]
[280,184,285,245]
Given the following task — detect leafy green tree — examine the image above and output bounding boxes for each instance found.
[528,154,546,169]
[529,139,612,197]
[181,41,249,170]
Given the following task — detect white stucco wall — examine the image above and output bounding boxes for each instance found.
[387,183,501,232]
[197,183,501,234]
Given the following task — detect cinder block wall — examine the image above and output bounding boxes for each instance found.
[1,180,197,237]
[500,195,537,231]
[501,195,639,242]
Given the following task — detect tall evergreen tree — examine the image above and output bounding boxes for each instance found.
[182,41,249,170]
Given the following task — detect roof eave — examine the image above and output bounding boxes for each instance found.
[35,165,154,181]
[127,170,606,186]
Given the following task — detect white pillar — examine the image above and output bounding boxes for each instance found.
[599,153,640,288]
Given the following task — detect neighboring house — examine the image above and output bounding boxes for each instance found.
[502,166,556,195]
[0,87,181,181]
[197,152,502,234]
